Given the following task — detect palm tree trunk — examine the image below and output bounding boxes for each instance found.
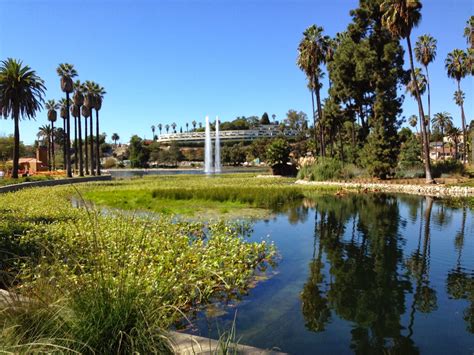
[441,127,445,160]
[457,80,468,163]
[48,133,52,171]
[84,118,89,175]
[425,64,431,140]
[74,116,78,172]
[407,36,433,183]
[63,119,67,171]
[90,115,95,176]
[314,76,325,157]
[78,112,84,176]
[12,108,20,179]
[51,121,55,170]
[95,109,101,175]
[311,89,317,154]
[66,92,72,178]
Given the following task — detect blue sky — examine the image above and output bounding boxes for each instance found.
[0,0,472,144]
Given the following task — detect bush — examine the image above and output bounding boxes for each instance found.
[297,158,358,181]
[432,159,465,178]
[104,157,117,169]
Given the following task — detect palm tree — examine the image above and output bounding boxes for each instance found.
[406,67,427,98]
[447,126,462,160]
[165,124,170,134]
[82,105,90,175]
[151,125,156,140]
[37,125,53,170]
[381,0,433,183]
[45,99,59,170]
[0,59,45,178]
[59,98,69,170]
[186,122,189,132]
[171,122,177,133]
[198,122,202,129]
[297,24,329,156]
[415,34,437,134]
[84,80,95,175]
[192,120,197,131]
[157,123,162,136]
[409,114,418,133]
[464,16,473,48]
[446,49,469,163]
[432,112,453,160]
[56,63,77,178]
[73,81,85,176]
[90,82,106,175]
[272,114,276,123]
[112,133,119,147]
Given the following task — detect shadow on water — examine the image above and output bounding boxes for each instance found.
[189,193,473,354]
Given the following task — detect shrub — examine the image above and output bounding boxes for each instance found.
[432,159,465,178]
[104,157,117,169]
[297,158,357,181]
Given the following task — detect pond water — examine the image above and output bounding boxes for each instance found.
[106,166,267,178]
[190,194,474,354]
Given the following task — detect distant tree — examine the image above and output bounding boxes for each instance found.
[157,123,162,136]
[285,110,308,131]
[432,112,453,160]
[151,125,156,140]
[409,114,418,133]
[45,99,59,170]
[112,133,120,147]
[0,59,45,178]
[56,63,77,177]
[0,135,26,162]
[171,122,177,133]
[405,68,427,98]
[186,122,189,132]
[260,112,270,125]
[272,114,276,123]
[446,49,469,161]
[415,34,437,130]
[37,124,53,169]
[129,135,149,168]
[165,124,170,134]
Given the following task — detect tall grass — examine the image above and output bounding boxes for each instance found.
[151,186,304,209]
[0,187,275,353]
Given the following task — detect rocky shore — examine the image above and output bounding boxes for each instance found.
[295,180,474,198]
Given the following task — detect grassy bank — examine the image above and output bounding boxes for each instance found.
[0,186,275,353]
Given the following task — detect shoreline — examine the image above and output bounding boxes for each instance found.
[295,179,474,198]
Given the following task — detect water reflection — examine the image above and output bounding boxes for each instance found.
[300,194,471,354]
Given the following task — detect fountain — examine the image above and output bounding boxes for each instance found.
[204,116,213,174]
[214,116,221,173]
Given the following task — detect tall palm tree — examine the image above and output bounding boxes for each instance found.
[59,98,69,170]
[0,59,45,178]
[446,49,469,163]
[415,34,437,134]
[56,63,77,178]
[45,99,59,170]
[198,122,202,129]
[272,114,276,123]
[151,125,156,140]
[84,80,96,175]
[90,82,106,175]
[112,133,119,147]
[158,123,162,136]
[37,125,52,170]
[165,124,170,134]
[171,122,177,133]
[81,105,90,175]
[432,112,453,160]
[465,16,474,49]
[186,122,189,132]
[381,0,433,183]
[297,24,329,156]
[192,120,197,131]
[409,114,418,133]
[73,80,84,176]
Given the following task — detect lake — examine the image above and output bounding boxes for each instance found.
[189,193,474,354]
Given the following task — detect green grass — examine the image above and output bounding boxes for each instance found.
[0,186,275,353]
[82,174,307,217]
[0,175,54,187]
